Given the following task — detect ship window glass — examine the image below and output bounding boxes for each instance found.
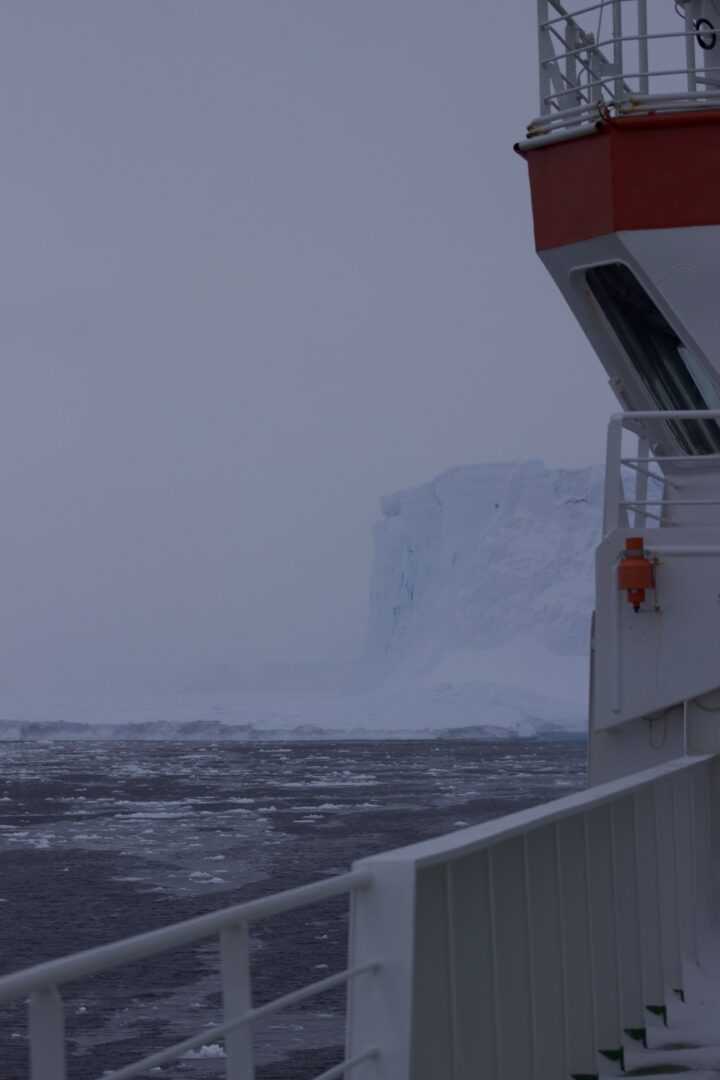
[585,262,720,455]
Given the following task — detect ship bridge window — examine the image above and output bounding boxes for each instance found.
[586,263,720,455]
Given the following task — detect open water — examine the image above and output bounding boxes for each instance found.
[0,737,586,1079]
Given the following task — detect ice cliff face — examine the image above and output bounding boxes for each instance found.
[362,461,604,733]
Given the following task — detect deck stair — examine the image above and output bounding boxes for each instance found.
[601,956,720,1076]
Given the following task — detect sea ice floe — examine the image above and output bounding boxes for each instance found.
[183,1043,226,1059]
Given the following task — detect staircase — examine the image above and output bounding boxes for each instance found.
[607,955,720,1077]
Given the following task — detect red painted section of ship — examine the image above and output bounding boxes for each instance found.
[518,110,720,251]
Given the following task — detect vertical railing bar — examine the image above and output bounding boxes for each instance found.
[568,22,584,108]
[444,862,459,1080]
[538,0,553,115]
[608,805,625,1046]
[613,0,624,101]
[653,781,681,996]
[635,435,650,530]
[632,791,649,1006]
[29,987,67,1080]
[522,835,538,1080]
[603,415,624,536]
[669,779,686,978]
[685,7,697,93]
[487,848,504,1080]
[652,783,666,992]
[611,554,623,715]
[554,824,571,1079]
[589,37,602,103]
[221,922,255,1080]
[704,766,714,933]
[637,0,649,94]
[688,771,700,964]
[582,814,600,1059]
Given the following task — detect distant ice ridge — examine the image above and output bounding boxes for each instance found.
[360,460,604,734]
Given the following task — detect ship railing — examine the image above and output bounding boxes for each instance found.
[0,870,378,1080]
[526,0,720,144]
[604,409,720,534]
[347,753,719,1079]
[1,753,718,1080]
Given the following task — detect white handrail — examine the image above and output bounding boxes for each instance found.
[356,754,709,868]
[347,751,720,1078]
[102,962,380,1080]
[0,869,370,1004]
[530,0,720,137]
[603,410,720,533]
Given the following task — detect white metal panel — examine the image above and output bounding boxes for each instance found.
[586,805,623,1057]
[654,781,684,993]
[671,771,699,964]
[347,860,416,1080]
[693,762,714,941]
[526,824,568,1080]
[593,523,720,730]
[557,816,597,1077]
[634,787,667,1008]
[610,796,646,1034]
[447,852,498,1080]
[489,838,534,1080]
[410,864,454,1080]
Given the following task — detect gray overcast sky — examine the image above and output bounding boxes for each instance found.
[0,2,614,697]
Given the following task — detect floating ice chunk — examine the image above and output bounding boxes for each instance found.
[183,1043,226,1059]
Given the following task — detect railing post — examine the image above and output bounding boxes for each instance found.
[29,987,66,1080]
[654,780,684,995]
[489,839,534,1079]
[633,787,665,1010]
[221,923,254,1080]
[538,0,552,116]
[611,796,646,1039]
[346,858,416,1080]
[586,805,623,1063]
[637,0,649,94]
[556,816,597,1077]
[612,0,624,102]
[671,771,697,965]
[564,22,579,110]
[603,416,624,536]
[685,5,697,93]
[526,824,568,1080]
[635,435,650,529]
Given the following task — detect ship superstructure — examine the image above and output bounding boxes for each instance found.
[4,3,720,1078]
[518,0,720,786]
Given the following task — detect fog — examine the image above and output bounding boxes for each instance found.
[0,3,614,704]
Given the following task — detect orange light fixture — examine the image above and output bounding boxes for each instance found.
[618,537,655,613]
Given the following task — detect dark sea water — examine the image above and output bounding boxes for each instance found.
[0,737,586,1079]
